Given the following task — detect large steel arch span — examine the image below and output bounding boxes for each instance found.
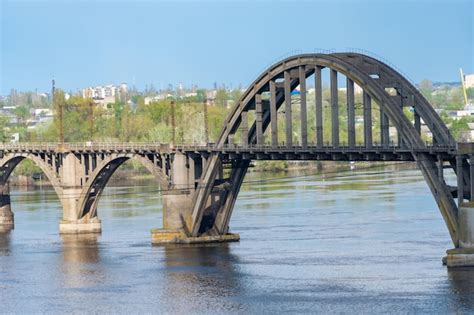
[188,53,460,246]
[77,154,171,220]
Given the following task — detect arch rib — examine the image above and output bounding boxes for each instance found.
[188,53,459,246]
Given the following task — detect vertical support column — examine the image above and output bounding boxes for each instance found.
[438,155,444,183]
[52,153,57,174]
[414,108,421,135]
[284,70,292,147]
[363,91,372,148]
[315,66,323,148]
[59,153,101,234]
[330,69,339,148]
[241,111,248,147]
[457,155,464,206]
[0,183,13,230]
[470,155,474,202]
[255,94,263,145]
[299,66,308,147]
[151,152,211,244]
[380,107,389,148]
[88,154,93,174]
[447,155,474,265]
[203,100,209,144]
[347,78,355,148]
[171,101,176,145]
[269,80,278,147]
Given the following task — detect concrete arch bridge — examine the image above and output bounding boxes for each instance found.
[1,53,473,267]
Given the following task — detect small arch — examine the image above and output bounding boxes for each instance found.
[0,154,62,199]
[77,154,170,220]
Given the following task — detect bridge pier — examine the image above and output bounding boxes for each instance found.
[58,154,101,234]
[0,184,13,232]
[152,153,195,243]
[151,153,239,244]
[445,204,474,267]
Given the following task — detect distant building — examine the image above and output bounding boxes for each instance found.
[33,108,54,123]
[338,84,363,94]
[205,90,217,105]
[0,106,18,125]
[94,96,116,109]
[455,109,474,119]
[82,83,128,109]
[10,133,19,143]
[144,95,166,105]
[465,74,474,89]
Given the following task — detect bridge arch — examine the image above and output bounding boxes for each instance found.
[0,153,62,200]
[0,153,64,230]
[188,53,459,246]
[77,153,171,220]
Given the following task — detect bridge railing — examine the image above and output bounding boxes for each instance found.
[0,142,459,153]
[0,142,58,151]
[175,142,458,153]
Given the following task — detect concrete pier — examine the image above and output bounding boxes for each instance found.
[0,184,13,231]
[444,204,474,267]
[0,204,14,230]
[151,228,239,244]
[59,218,102,234]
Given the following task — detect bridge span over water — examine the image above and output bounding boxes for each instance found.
[1,53,474,267]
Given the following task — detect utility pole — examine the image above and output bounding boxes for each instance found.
[52,78,65,146]
[171,101,176,144]
[203,99,209,144]
[89,100,94,141]
[460,68,469,107]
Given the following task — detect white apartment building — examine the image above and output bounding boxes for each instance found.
[82,84,128,100]
[465,73,474,89]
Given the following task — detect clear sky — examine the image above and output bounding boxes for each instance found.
[1,0,473,94]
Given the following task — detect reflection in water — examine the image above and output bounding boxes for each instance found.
[60,234,102,288]
[161,244,245,312]
[0,228,11,256]
[448,268,474,310]
[61,233,101,264]
[0,224,13,234]
[2,167,474,313]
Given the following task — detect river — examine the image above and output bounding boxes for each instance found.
[1,164,473,313]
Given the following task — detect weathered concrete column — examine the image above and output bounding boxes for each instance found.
[445,203,474,267]
[151,153,239,244]
[152,152,195,243]
[0,183,14,232]
[59,153,101,234]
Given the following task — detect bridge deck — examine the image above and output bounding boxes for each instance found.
[0,142,459,161]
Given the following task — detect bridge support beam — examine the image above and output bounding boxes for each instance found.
[59,153,101,234]
[445,204,474,267]
[152,153,194,243]
[445,155,474,267]
[151,153,239,244]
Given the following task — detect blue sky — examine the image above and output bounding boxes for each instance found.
[1,0,473,94]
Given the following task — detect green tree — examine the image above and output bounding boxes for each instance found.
[215,89,228,107]
[0,114,10,142]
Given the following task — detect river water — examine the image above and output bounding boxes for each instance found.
[1,164,473,313]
